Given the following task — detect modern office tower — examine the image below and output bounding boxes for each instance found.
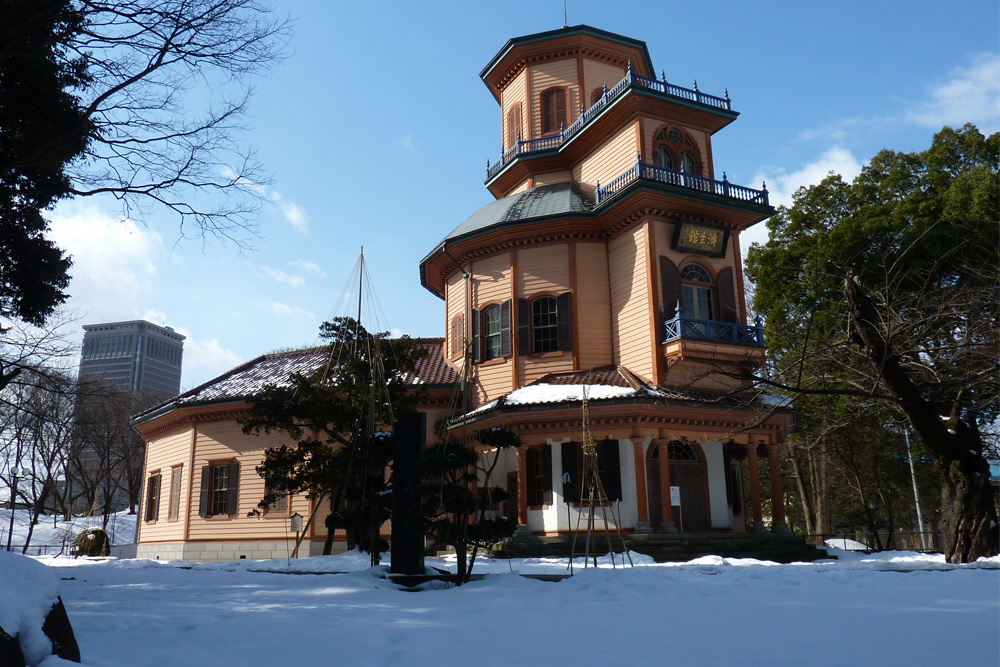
[79,320,185,397]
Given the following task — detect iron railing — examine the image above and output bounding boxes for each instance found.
[487,62,731,180]
[662,307,765,347]
[596,157,769,207]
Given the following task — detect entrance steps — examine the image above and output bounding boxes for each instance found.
[500,531,830,564]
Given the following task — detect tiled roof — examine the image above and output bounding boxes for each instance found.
[133,338,457,424]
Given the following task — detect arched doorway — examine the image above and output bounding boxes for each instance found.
[646,440,709,531]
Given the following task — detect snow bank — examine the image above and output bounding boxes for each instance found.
[0,550,60,665]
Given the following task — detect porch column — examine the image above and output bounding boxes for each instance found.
[745,442,768,533]
[657,441,677,533]
[767,444,790,533]
[631,437,651,533]
[516,446,530,534]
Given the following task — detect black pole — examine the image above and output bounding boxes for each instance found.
[391,412,425,575]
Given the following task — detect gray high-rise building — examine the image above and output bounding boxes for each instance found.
[79,320,185,397]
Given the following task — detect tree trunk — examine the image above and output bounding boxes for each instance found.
[845,275,998,562]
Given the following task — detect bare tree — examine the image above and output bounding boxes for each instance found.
[17,0,291,246]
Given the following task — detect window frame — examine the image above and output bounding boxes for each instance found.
[540,86,568,136]
[530,295,559,354]
[679,261,716,322]
[168,465,182,521]
[199,460,239,519]
[651,125,702,177]
[144,471,161,522]
[482,304,504,361]
[506,103,522,149]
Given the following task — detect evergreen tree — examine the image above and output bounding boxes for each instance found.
[240,318,425,563]
[746,125,999,562]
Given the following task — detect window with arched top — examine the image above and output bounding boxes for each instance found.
[655,146,673,169]
[651,126,701,177]
[516,292,572,355]
[679,151,696,174]
[590,87,604,107]
[680,263,714,321]
[540,87,568,135]
[506,104,522,148]
[668,441,699,462]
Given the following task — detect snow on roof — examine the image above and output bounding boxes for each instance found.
[133,339,458,424]
[504,383,643,406]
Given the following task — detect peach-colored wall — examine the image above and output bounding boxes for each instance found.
[502,69,528,147]
[517,245,574,385]
[572,122,638,186]
[608,223,654,381]
[575,241,613,369]
[529,58,579,137]
[470,252,514,403]
[582,60,626,108]
[138,425,190,543]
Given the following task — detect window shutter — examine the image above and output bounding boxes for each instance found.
[542,444,553,505]
[226,460,240,515]
[500,300,512,358]
[525,447,537,505]
[660,256,680,319]
[471,309,481,363]
[561,442,579,502]
[152,476,160,521]
[600,441,622,502]
[271,493,288,514]
[198,466,210,517]
[717,267,737,323]
[556,292,573,351]
[517,298,531,355]
[452,315,464,357]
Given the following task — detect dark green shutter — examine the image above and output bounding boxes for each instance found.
[561,442,579,502]
[600,441,622,502]
[542,444,553,505]
[198,466,210,516]
[556,292,572,351]
[500,300,512,358]
[226,460,239,515]
[471,309,481,363]
[660,256,680,319]
[517,298,531,355]
[717,267,737,323]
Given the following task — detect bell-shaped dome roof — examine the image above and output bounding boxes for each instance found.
[442,182,596,244]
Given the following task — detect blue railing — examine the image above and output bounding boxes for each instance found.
[663,308,765,347]
[595,157,769,207]
[486,63,732,180]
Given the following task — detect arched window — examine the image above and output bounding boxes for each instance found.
[517,292,572,355]
[541,87,567,135]
[668,441,699,462]
[679,151,696,174]
[506,104,522,149]
[680,263,714,321]
[590,87,604,107]
[655,146,673,169]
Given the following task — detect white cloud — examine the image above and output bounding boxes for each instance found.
[271,191,309,233]
[399,135,415,152]
[180,336,243,378]
[260,266,304,287]
[142,310,169,326]
[905,52,1000,132]
[290,260,326,277]
[742,147,865,259]
[48,202,164,315]
[221,166,309,233]
[752,147,864,209]
[269,302,314,319]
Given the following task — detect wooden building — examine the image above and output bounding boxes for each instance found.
[133,25,794,562]
[420,25,793,537]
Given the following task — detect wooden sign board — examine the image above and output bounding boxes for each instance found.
[673,219,729,257]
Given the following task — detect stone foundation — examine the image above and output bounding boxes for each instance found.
[135,540,350,562]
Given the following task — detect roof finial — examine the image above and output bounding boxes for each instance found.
[563,0,568,27]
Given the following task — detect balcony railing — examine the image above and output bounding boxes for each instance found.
[596,157,769,207]
[663,307,765,347]
[487,63,732,180]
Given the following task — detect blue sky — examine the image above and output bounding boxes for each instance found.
[46,0,1000,390]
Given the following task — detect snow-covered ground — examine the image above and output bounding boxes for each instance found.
[0,508,137,555]
[5,547,995,666]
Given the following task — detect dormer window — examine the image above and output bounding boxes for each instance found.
[541,87,567,135]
